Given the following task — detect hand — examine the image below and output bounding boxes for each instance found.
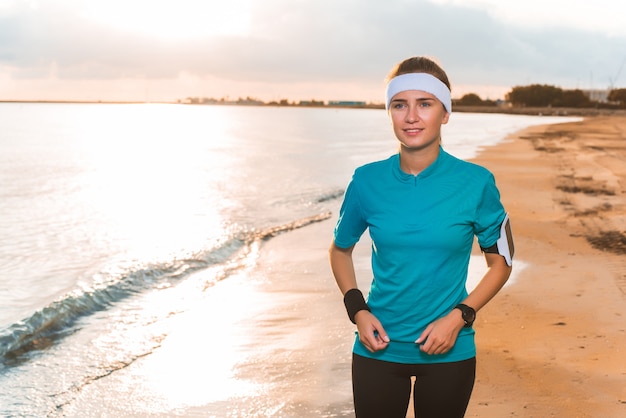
[415,310,464,355]
[355,310,390,352]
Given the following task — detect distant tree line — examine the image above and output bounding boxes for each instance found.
[454,93,498,107]
[608,88,626,107]
[505,85,626,108]
[456,85,626,109]
[506,85,590,108]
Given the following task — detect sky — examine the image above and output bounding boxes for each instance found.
[1,0,625,103]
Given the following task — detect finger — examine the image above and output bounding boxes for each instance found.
[375,330,390,344]
[364,333,389,352]
[359,337,375,352]
[415,325,433,344]
[371,333,389,350]
[360,331,382,352]
[364,340,385,352]
[435,343,451,355]
[422,341,435,354]
[420,336,444,355]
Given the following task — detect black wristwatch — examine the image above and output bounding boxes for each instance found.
[454,303,476,328]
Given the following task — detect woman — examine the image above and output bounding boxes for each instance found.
[329,56,514,417]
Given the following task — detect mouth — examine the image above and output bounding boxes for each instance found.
[403,128,423,135]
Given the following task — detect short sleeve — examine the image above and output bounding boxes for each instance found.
[474,172,507,248]
[333,176,368,248]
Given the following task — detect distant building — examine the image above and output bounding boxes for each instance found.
[582,89,610,102]
[299,100,325,106]
[236,97,265,106]
[328,100,367,107]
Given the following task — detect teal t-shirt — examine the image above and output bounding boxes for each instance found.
[334,147,506,364]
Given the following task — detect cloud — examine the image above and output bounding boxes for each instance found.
[0,0,625,94]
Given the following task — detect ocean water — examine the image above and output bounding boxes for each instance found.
[0,103,579,416]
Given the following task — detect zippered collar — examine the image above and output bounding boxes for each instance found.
[391,146,449,183]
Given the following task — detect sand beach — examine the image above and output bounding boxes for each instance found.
[465,114,626,417]
[226,114,626,417]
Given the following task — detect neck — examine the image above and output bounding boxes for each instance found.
[399,143,440,175]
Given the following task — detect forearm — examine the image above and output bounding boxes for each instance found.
[328,242,358,294]
[418,253,511,353]
[463,253,512,311]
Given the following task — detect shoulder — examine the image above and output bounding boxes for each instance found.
[442,150,494,180]
[354,154,397,177]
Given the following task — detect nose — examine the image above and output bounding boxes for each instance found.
[406,106,420,123]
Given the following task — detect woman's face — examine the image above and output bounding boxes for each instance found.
[388,90,449,152]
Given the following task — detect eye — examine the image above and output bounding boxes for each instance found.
[419,101,432,108]
[392,102,407,109]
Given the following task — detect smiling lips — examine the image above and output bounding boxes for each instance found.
[403,127,424,135]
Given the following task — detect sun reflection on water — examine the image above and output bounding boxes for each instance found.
[71,104,238,263]
[127,268,267,410]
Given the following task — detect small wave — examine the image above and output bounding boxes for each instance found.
[251,211,332,240]
[0,211,332,364]
[0,237,246,364]
[315,188,345,203]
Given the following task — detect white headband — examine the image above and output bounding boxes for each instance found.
[385,73,452,113]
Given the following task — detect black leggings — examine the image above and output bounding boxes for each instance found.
[352,354,476,418]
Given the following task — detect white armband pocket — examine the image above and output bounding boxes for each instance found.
[481,214,514,266]
[496,214,514,266]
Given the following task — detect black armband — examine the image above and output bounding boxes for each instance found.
[343,288,370,324]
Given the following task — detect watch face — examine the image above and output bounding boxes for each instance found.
[457,304,475,326]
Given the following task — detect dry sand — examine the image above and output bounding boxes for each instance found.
[465,115,626,417]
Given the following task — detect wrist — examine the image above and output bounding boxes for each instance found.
[343,288,370,324]
[454,303,476,328]
[450,307,465,328]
